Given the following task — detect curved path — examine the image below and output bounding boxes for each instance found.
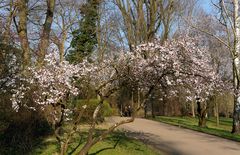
[108,117,240,155]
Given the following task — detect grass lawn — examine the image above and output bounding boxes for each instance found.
[151,116,240,142]
[29,131,160,155]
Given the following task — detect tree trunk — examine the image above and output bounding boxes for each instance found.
[59,31,67,62]
[77,99,103,155]
[60,143,67,155]
[137,87,140,108]
[232,93,240,133]
[191,101,195,117]
[144,105,147,118]
[151,101,155,118]
[162,96,167,116]
[37,0,56,65]
[78,141,93,155]
[215,100,219,126]
[131,90,134,109]
[77,105,135,155]
[3,0,15,44]
[17,0,31,69]
[212,95,219,126]
[198,116,207,127]
[60,108,86,155]
[232,0,240,134]
[197,99,207,127]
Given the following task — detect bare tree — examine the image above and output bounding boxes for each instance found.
[51,0,81,62]
[114,0,185,50]
[1,0,17,43]
[15,0,31,68]
[37,0,56,65]
[5,0,56,67]
[97,2,129,59]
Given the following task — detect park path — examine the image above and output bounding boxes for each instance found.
[107,117,240,155]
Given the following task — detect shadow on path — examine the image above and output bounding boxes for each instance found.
[125,131,184,155]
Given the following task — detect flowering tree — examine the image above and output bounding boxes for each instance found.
[185,0,240,133]
[10,35,227,154]
[118,36,229,127]
[10,52,84,154]
[10,51,134,155]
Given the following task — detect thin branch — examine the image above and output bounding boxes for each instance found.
[183,17,231,50]
[92,117,134,145]
[221,0,236,38]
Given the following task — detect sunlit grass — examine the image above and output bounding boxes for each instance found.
[151,116,240,142]
[30,131,161,155]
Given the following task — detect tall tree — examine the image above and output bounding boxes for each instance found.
[68,0,101,63]
[37,0,56,66]
[16,0,31,69]
[114,0,184,50]
[196,0,240,133]
[230,0,240,134]
[12,0,56,67]
[51,0,81,62]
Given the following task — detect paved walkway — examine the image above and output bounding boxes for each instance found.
[108,117,240,155]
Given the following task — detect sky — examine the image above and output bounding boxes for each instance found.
[200,0,216,13]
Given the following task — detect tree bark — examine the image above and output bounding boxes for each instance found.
[232,91,240,133]
[198,116,207,127]
[77,98,104,155]
[115,0,169,49]
[37,0,56,66]
[215,98,219,126]
[77,97,135,155]
[60,107,86,155]
[78,141,93,155]
[59,31,67,62]
[144,105,147,118]
[191,101,195,117]
[151,101,155,118]
[232,0,240,134]
[197,99,207,127]
[17,0,31,69]
[3,0,15,44]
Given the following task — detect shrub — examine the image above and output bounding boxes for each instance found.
[74,99,113,122]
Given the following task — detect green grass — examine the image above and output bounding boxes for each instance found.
[151,116,240,142]
[30,131,160,155]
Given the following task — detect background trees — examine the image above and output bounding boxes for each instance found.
[218,0,240,134]
[51,0,81,62]
[187,0,240,133]
[114,0,176,49]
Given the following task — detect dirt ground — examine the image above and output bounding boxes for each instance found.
[107,117,240,155]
